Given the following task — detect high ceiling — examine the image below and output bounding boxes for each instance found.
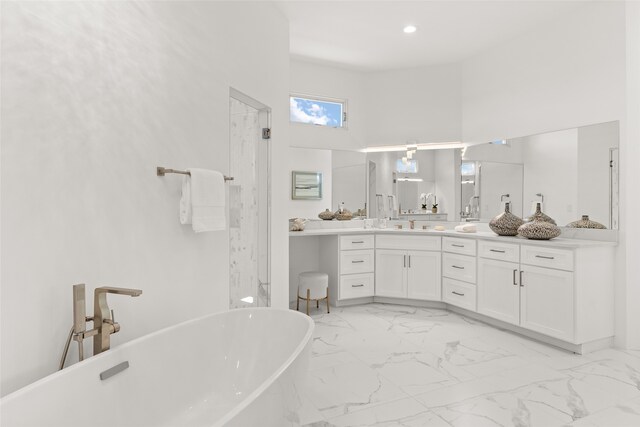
[276,1,589,71]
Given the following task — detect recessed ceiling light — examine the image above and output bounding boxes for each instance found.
[403,25,417,34]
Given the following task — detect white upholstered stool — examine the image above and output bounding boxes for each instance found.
[297,271,330,315]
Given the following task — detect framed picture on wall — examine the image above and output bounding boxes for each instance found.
[292,171,323,200]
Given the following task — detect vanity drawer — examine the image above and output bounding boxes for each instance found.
[340,273,374,299]
[442,252,477,283]
[340,235,375,250]
[478,240,520,263]
[340,249,374,274]
[443,237,477,256]
[376,235,441,251]
[443,278,477,312]
[521,245,574,271]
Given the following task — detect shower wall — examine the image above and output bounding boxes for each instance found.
[229,97,270,308]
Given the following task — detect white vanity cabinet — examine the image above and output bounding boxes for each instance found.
[477,256,520,325]
[477,240,614,347]
[442,237,477,311]
[291,229,615,353]
[519,264,574,341]
[375,235,441,301]
[337,235,375,300]
[477,241,521,324]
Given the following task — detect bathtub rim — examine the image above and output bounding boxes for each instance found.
[1,307,315,426]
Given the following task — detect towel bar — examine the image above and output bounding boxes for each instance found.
[157,167,233,181]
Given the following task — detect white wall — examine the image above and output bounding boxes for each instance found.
[0,1,290,395]
[288,148,333,219]
[364,65,462,146]
[622,1,640,348]
[462,2,626,143]
[290,59,366,150]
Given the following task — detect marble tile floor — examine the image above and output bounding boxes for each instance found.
[298,303,640,427]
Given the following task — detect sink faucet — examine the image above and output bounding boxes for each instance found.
[59,284,142,369]
[93,287,142,356]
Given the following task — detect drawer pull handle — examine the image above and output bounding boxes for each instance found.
[535,255,555,260]
[513,269,518,286]
[352,241,365,244]
[452,265,465,269]
[452,291,465,296]
[452,244,465,248]
[351,284,364,288]
[520,270,524,287]
[490,249,506,253]
[352,260,365,264]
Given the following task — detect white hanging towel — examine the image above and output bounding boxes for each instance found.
[180,177,192,225]
[185,168,226,232]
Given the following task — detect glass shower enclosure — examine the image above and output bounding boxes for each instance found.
[228,89,271,308]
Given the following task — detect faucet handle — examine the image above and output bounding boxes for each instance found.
[110,309,115,322]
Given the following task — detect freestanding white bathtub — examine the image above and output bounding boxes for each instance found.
[1,308,314,427]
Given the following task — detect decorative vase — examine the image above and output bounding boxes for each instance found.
[525,202,557,225]
[335,208,353,221]
[566,215,606,229]
[489,202,524,236]
[289,218,307,232]
[318,209,335,220]
[431,207,438,213]
[517,217,561,240]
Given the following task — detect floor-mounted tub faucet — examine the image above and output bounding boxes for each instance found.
[59,284,142,369]
[93,286,142,355]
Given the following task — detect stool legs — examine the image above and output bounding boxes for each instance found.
[326,287,330,313]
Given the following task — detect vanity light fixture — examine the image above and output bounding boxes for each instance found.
[397,177,423,182]
[362,141,465,153]
[403,25,417,34]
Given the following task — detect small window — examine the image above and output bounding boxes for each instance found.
[461,162,476,176]
[290,95,346,128]
[396,159,418,174]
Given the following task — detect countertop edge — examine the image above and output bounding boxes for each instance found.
[289,228,617,248]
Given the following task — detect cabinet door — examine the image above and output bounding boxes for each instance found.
[520,265,574,342]
[407,250,441,301]
[375,249,407,298]
[477,258,520,325]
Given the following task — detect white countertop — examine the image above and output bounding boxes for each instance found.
[289,227,617,248]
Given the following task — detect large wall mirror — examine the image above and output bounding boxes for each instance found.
[292,120,619,230]
[461,121,619,229]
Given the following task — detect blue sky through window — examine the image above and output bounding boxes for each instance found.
[290,96,343,127]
